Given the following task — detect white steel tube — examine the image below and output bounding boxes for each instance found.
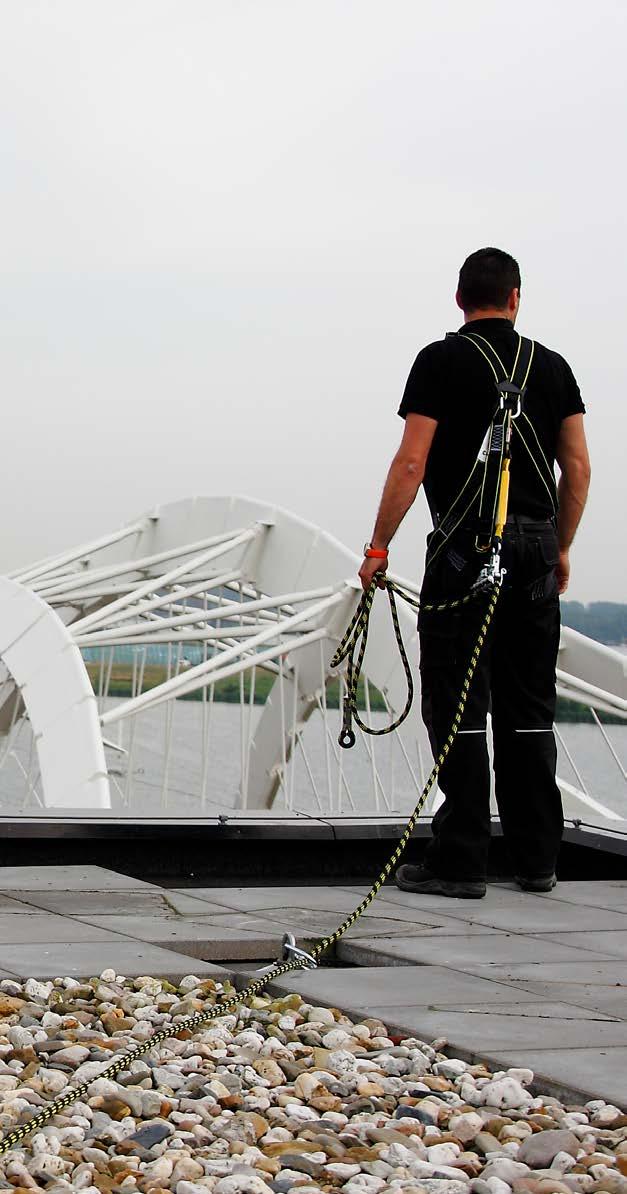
[10,519,149,584]
[590,707,627,782]
[71,570,242,630]
[46,572,241,605]
[556,669,627,717]
[33,529,248,597]
[71,529,258,634]
[76,584,335,644]
[101,626,330,726]
[100,591,343,723]
[76,626,280,647]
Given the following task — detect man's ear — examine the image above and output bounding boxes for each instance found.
[455,289,464,311]
[508,287,520,313]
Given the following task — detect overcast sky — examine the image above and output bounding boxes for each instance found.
[2,1,625,601]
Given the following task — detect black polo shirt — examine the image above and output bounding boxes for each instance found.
[398,318,585,521]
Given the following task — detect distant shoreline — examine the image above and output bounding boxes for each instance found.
[86,665,624,725]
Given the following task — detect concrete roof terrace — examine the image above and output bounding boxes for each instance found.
[0,866,623,1108]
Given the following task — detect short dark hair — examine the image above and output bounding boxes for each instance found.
[457,247,521,311]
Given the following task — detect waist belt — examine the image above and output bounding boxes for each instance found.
[505,514,556,531]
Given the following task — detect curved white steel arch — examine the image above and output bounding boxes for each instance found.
[0,578,109,808]
[0,494,624,820]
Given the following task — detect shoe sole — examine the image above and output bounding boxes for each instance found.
[396,873,486,899]
[516,877,557,893]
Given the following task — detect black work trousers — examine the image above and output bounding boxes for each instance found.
[419,518,563,881]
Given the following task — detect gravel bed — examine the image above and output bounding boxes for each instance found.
[0,972,624,1194]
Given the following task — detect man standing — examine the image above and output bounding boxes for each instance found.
[359,248,590,898]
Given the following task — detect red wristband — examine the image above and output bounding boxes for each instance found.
[364,544,388,559]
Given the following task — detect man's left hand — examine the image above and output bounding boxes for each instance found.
[359,556,388,592]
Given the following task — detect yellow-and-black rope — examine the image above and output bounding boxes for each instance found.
[0,579,499,1157]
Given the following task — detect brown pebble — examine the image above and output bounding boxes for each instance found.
[311,1095,343,1113]
[265,1142,327,1158]
[240,1113,270,1140]
[0,996,26,1016]
[580,1154,617,1169]
[91,1096,132,1121]
[421,1076,453,1092]
[11,1047,38,1065]
[454,1152,484,1177]
[528,1115,560,1131]
[486,1116,514,1136]
[91,1177,117,1193]
[423,1133,464,1147]
[221,1094,243,1110]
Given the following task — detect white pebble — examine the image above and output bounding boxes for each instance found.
[307,1006,336,1025]
[482,1076,532,1111]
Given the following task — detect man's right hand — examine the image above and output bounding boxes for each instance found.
[556,549,570,594]
[359,556,388,592]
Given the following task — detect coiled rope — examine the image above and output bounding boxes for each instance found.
[331,576,481,748]
[0,577,500,1156]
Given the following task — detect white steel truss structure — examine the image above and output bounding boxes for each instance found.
[0,495,624,824]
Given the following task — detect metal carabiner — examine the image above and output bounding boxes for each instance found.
[282,932,317,969]
[497,381,523,419]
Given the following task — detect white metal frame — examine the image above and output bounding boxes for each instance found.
[0,495,623,820]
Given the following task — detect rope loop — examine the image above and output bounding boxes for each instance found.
[331,576,479,748]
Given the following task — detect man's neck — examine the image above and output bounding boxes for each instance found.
[464,308,513,324]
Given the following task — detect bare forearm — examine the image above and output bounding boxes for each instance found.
[370,458,424,549]
[557,466,590,550]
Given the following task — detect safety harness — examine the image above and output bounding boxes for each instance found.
[425,330,557,590]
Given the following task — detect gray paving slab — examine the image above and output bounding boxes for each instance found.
[540,930,627,960]
[169,886,420,916]
[0,940,230,980]
[75,914,286,960]
[459,902,627,934]
[253,964,529,1008]
[341,881,627,917]
[0,895,54,914]
[16,890,186,917]
[498,981,627,1019]
[439,958,627,985]
[514,881,627,912]
[486,1047,627,1108]
[338,933,614,970]
[361,1003,627,1054]
[0,866,153,892]
[0,914,130,944]
[337,885,563,921]
[159,891,243,918]
[200,908,500,940]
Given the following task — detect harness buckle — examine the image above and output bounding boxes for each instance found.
[282,932,317,969]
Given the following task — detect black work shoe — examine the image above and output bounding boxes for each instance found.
[515,873,557,893]
[395,864,486,899]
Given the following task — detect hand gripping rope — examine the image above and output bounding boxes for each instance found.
[0,577,500,1157]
